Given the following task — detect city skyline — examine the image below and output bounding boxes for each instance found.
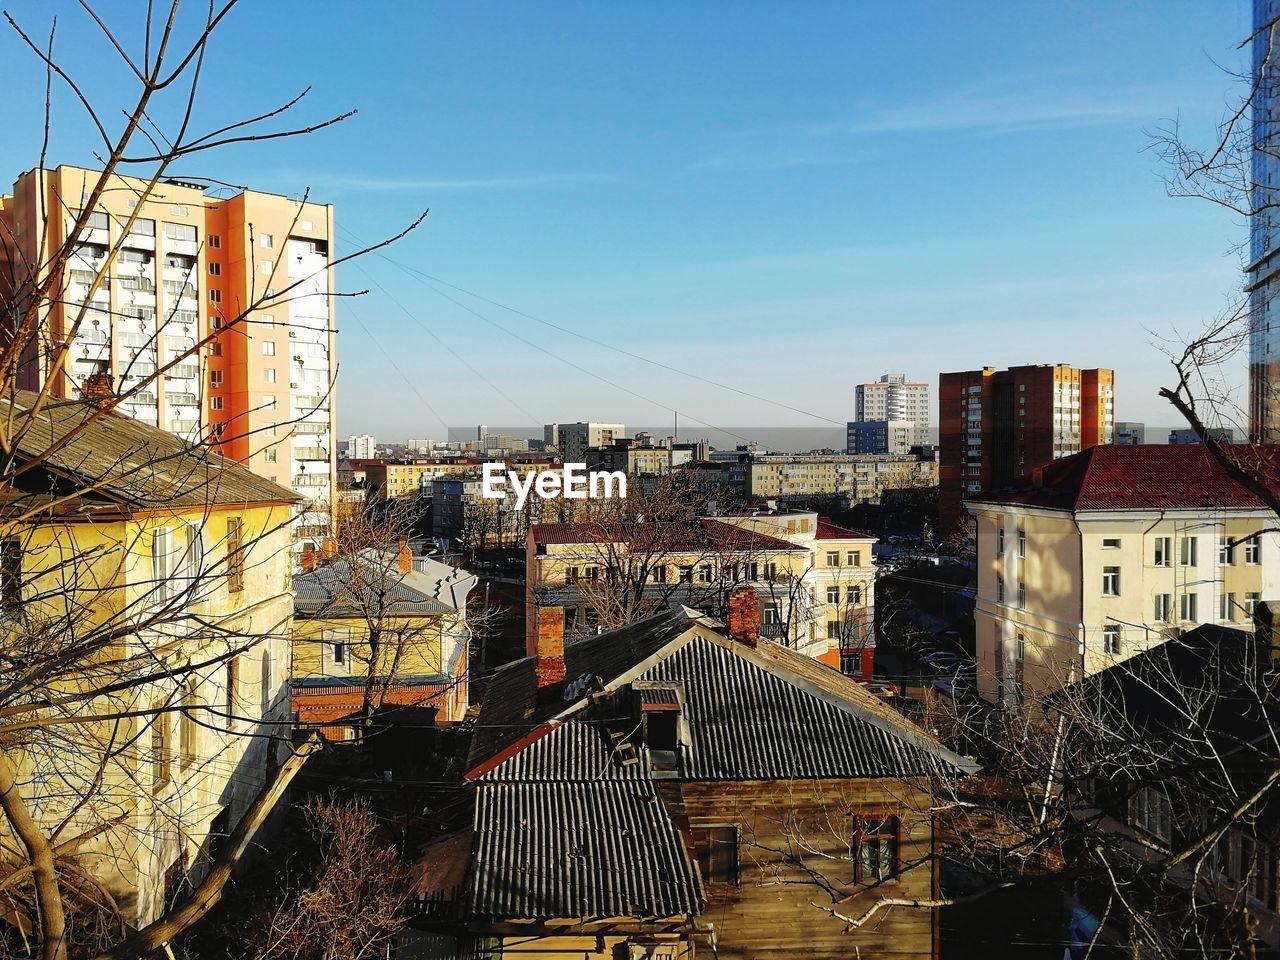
[0,2,1253,438]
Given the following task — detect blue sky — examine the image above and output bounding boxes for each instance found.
[0,1,1256,441]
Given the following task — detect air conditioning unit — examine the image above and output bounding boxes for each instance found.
[293,355,303,362]
[289,382,299,389]
[288,331,297,338]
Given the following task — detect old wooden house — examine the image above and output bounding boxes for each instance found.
[411,588,975,958]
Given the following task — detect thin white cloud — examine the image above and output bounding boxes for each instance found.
[280,171,612,192]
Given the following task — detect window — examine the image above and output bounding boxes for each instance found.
[1221,592,1238,623]
[1103,624,1121,655]
[1180,536,1198,567]
[209,289,222,304]
[0,537,21,610]
[301,219,313,231]
[208,234,221,249]
[263,395,276,409]
[650,565,668,584]
[827,620,841,640]
[209,370,222,387]
[826,551,840,567]
[847,550,861,566]
[259,649,273,714]
[565,565,580,584]
[1017,581,1025,609]
[264,368,277,384]
[1220,536,1236,566]
[1247,592,1262,618]
[208,262,221,276]
[128,218,156,238]
[761,602,780,626]
[171,204,189,217]
[152,527,176,604]
[164,222,196,242]
[1102,566,1120,596]
[585,565,599,582]
[1102,538,1121,549]
[853,815,899,882]
[150,711,170,791]
[996,575,1005,604]
[225,657,238,725]
[1180,592,1198,623]
[226,517,243,594]
[1154,593,1172,623]
[745,562,760,581]
[1017,527,1026,558]
[210,396,223,410]
[1246,537,1262,565]
[763,561,777,580]
[697,563,713,584]
[261,260,273,275]
[1015,633,1026,661]
[849,584,862,605]
[1129,786,1172,844]
[997,527,1005,554]
[264,449,277,463]
[827,586,841,604]
[332,640,346,667]
[260,233,274,249]
[693,824,739,886]
[1153,536,1171,567]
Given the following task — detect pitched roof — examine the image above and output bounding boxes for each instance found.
[468,780,703,921]
[968,443,1280,512]
[466,608,693,772]
[294,549,474,616]
[528,518,804,553]
[815,519,876,540]
[1,391,298,510]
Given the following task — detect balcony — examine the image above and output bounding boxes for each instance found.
[293,422,329,435]
[293,447,329,462]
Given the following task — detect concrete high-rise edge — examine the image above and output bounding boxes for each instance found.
[939,364,1114,536]
[348,435,377,460]
[1251,0,1280,440]
[0,166,336,543]
[852,373,930,452]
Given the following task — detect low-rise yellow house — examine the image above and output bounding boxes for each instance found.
[967,444,1280,706]
[0,392,300,929]
[291,546,476,739]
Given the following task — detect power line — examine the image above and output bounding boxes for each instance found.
[345,305,452,433]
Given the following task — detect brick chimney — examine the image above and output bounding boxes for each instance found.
[78,371,115,409]
[301,542,317,571]
[726,586,761,645]
[534,606,567,693]
[397,537,412,573]
[321,537,338,559]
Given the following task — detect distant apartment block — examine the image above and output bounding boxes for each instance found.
[347,434,377,459]
[850,373,930,453]
[738,452,936,505]
[584,434,710,475]
[544,422,625,462]
[365,458,483,500]
[846,419,919,455]
[0,165,337,541]
[1113,421,1145,445]
[939,364,1114,536]
[1169,427,1236,445]
[1250,0,1280,440]
[966,444,1280,706]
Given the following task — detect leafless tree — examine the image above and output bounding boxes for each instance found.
[0,3,425,958]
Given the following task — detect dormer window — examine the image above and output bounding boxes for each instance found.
[635,681,686,773]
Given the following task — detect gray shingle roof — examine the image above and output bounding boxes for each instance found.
[294,549,470,617]
[1,391,298,509]
[469,781,703,921]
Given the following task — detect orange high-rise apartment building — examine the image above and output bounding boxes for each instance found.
[0,166,336,542]
[938,364,1114,536]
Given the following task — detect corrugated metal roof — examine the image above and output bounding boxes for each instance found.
[468,781,703,921]
[1,392,298,508]
[529,518,805,553]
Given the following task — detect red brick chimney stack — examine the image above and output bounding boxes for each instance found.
[535,606,567,692]
[726,586,761,645]
[397,537,412,573]
[301,542,317,571]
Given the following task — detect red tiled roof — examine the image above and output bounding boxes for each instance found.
[529,518,804,553]
[969,444,1280,512]
[815,519,877,541]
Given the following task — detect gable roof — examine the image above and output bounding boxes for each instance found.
[815,519,877,540]
[293,549,474,617]
[968,444,1280,513]
[528,518,804,553]
[1,391,299,510]
[468,608,974,782]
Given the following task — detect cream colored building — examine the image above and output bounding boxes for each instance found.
[0,165,337,543]
[0,392,299,927]
[967,444,1280,705]
[741,453,936,504]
